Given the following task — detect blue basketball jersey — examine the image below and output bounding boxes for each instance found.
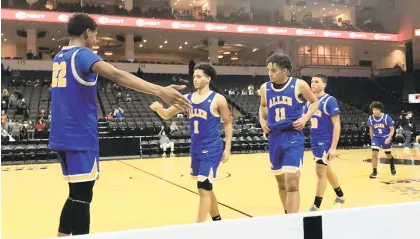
[367,113,394,138]
[187,91,223,153]
[303,93,340,141]
[265,77,304,134]
[49,46,103,151]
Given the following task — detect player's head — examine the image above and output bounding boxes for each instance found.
[370,101,384,116]
[193,62,217,90]
[311,73,328,94]
[406,110,413,118]
[266,53,292,83]
[67,13,97,48]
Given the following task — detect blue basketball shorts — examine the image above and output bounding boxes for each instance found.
[57,151,100,183]
[311,139,332,165]
[371,136,392,152]
[190,148,223,183]
[268,131,304,175]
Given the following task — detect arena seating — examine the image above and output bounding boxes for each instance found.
[2,2,390,33]
[1,68,416,163]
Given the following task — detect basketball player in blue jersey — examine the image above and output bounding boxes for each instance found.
[50,13,191,237]
[150,62,232,223]
[303,74,345,211]
[367,101,396,179]
[259,53,319,214]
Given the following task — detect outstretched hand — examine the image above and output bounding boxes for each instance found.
[159,85,192,111]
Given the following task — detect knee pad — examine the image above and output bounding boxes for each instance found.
[69,181,95,204]
[372,148,379,152]
[197,179,213,191]
[316,159,328,166]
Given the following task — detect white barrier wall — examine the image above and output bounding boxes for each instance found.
[1,59,374,78]
[52,202,420,239]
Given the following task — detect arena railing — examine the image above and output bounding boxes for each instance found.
[49,201,420,239]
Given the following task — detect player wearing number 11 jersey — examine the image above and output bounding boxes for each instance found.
[49,13,191,237]
[259,53,319,214]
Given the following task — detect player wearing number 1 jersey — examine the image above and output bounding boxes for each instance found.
[367,101,396,179]
[303,74,345,211]
[150,62,233,223]
[259,53,319,214]
[49,13,191,237]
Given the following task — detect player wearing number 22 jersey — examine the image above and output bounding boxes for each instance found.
[49,46,103,182]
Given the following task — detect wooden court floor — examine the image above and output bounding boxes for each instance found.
[2,148,420,239]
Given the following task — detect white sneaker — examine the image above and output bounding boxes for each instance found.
[309,205,319,212]
[170,153,175,158]
[162,153,167,158]
[332,197,345,209]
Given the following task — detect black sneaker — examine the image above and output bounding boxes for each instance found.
[369,172,378,179]
[390,165,396,175]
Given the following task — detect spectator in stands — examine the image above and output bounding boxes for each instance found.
[125,94,132,102]
[113,106,124,119]
[1,111,8,129]
[136,67,144,79]
[2,89,9,110]
[395,126,404,145]
[170,121,179,134]
[116,92,123,102]
[10,120,22,140]
[400,110,413,148]
[8,93,16,110]
[248,84,255,95]
[35,119,46,133]
[158,126,175,157]
[228,89,235,95]
[241,88,248,95]
[26,50,34,59]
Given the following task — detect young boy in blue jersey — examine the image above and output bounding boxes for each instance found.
[150,63,233,223]
[50,13,191,237]
[304,74,345,211]
[367,101,396,178]
[259,53,319,214]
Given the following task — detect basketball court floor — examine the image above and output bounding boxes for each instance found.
[2,148,420,239]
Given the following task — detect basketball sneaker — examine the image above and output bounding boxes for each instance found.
[369,172,378,178]
[332,197,346,209]
[309,205,319,212]
[162,153,167,158]
[170,153,175,158]
[390,164,396,175]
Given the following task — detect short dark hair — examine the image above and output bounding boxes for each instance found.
[313,73,328,83]
[266,53,292,72]
[67,13,97,37]
[370,101,384,111]
[193,62,217,81]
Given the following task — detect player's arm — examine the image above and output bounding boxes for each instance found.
[91,61,191,110]
[217,95,233,153]
[367,117,373,138]
[150,101,183,120]
[387,116,395,141]
[331,114,341,149]
[297,79,319,122]
[258,83,270,133]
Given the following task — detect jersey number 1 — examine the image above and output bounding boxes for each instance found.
[52,61,67,88]
[194,120,199,134]
[275,108,285,121]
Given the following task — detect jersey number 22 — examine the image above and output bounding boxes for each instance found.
[52,61,67,88]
